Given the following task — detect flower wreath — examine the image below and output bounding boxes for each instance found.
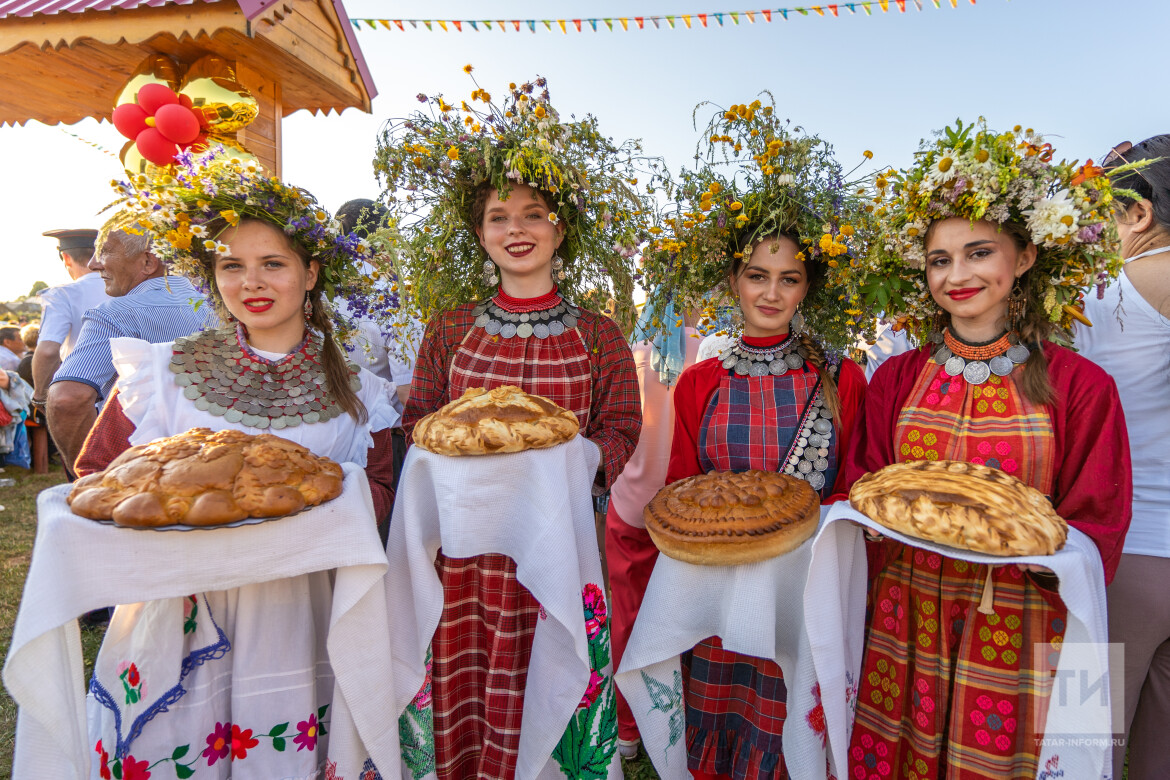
[104,146,407,350]
[855,118,1146,343]
[640,95,877,352]
[373,67,664,332]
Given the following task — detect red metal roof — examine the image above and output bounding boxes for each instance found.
[0,0,279,21]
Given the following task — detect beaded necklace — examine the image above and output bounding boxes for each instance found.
[931,329,1030,384]
[472,287,582,339]
[719,334,806,377]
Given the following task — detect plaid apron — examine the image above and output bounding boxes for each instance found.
[431,311,594,780]
[848,361,1065,780]
[685,366,833,780]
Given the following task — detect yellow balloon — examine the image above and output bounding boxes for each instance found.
[114,54,181,108]
[180,56,259,135]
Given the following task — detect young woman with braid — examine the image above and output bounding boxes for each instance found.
[664,232,866,779]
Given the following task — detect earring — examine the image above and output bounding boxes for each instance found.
[1007,277,1027,333]
[303,293,313,319]
[929,306,948,343]
[790,309,806,336]
[551,254,565,282]
[482,260,499,287]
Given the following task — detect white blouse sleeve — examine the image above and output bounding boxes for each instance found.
[344,367,400,466]
[110,337,173,446]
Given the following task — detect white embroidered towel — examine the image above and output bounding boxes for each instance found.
[385,436,621,780]
[811,502,1112,780]
[614,506,834,780]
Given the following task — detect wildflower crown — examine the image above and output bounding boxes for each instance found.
[373,68,663,331]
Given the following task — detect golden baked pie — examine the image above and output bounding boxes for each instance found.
[413,385,580,456]
[849,459,1067,556]
[644,470,820,566]
[68,427,343,528]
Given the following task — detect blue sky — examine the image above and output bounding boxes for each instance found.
[2,0,1167,301]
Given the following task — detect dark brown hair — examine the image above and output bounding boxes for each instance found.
[924,219,1056,406]
[1105,134,1170,233]
[731,232,842,419]
[206,218,367,423]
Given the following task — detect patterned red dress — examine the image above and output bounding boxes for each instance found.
[402,287,640,779]
[666,334,867,780]
[842,343,1132,780]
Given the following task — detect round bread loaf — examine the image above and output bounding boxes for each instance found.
[413,385,579,456]
[644,470,820,566]
[849,459,1067,556]
[67,427,343,528]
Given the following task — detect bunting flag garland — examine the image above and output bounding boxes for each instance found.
[350,0,984,32]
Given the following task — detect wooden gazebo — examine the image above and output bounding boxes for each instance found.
[0,0,376,175]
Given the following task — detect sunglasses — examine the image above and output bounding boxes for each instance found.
[1102,140,1153,187]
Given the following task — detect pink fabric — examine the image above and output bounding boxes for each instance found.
[608,328,700,526]
[605,502,661,742]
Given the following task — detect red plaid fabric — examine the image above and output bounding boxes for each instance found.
[450,320,592,424]
[683,637,788,780]
[73,391,397,520]
[431,553,540,780]
[404,300,640,489]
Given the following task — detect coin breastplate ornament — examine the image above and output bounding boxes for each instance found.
[782,393,835,492]
[720,335,807,378]
[932,329,1030,384]
[168,327,361,429]
[471,296,581,340]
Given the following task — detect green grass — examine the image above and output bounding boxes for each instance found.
[0,464,105,780]
[621,741,661,779]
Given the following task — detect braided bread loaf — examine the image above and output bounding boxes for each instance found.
[68,428,343,527]
[644,470,820,566]
[849,459,1067,556]
[413,385,579,456]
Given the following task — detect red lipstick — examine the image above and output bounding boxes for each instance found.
[945,287,982,301]
[243,298,274,313]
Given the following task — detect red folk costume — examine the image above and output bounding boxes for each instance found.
[665,334,867,780]
[842,343,1131,780]
[402,286,641,779]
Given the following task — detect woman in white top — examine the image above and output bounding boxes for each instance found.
[74,150,398,779]
[1075,135,1170,780]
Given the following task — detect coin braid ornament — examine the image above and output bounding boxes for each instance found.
[719,334,807,378]
[168,327,362,429]
[471,292,582,340]
[782,391,835,492]
[931,329,1031,384]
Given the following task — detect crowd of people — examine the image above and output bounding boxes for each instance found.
[4,77,1168,780]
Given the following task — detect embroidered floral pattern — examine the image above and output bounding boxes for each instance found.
[552,584,618,778]
[360,757,384,780]
[95,741,158,780]
[230,724,259,759]
[294,714,320,752]
[118,661,145,705]
[182,595,198,635]
[1038,754,1065,780]
[399,652,435,780]
[806,682,827,747]
[203,722,232,765]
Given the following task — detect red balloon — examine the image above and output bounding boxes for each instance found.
[135,127,179,166]
[154,104,200,144]
[112,103,148,140]
[137,83,179,115]
[178,93,193,109]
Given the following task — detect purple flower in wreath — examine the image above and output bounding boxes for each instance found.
[293,713,319,752]
[202,721,232,765]
[583,583,607,638]
[579,669,605,709]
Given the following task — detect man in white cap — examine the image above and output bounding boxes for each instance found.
[30,229,109,413]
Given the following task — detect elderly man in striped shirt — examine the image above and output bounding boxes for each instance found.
[47,228,215,475]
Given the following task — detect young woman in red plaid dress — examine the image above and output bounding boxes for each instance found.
[665,235,866,780]
[402,180,641,779]
[841,122,1133,780]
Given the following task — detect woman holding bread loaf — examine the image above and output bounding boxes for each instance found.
[378,75,649,778]
[842,121,1134,778]
[71,149,399,778]
[639,100,871,779]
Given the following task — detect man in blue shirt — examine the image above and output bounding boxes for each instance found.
[47,228,215,473]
